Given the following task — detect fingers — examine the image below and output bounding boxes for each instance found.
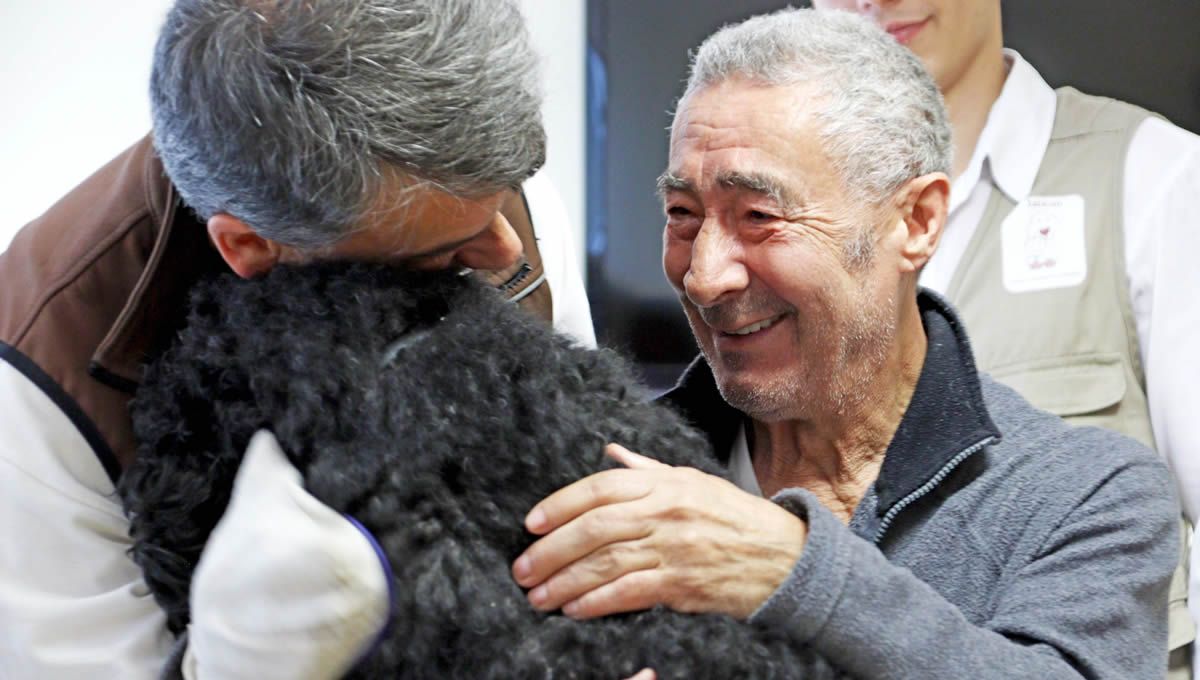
[626,671,656,680]
[514,450,752,623]
[604,443,670,470]
[524,468,652,535]
[514,502,648,592]
[525,534,658,612]
[523,444,664,536]
[513,447,674,616]
[561,568,663,620]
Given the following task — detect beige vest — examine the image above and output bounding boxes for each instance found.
[945,87,1193,666]
[946,87,1152,445]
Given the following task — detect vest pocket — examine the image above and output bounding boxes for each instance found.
[989,352,1126,417]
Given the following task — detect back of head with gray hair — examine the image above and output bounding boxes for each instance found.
[151,0,546,248]
[681,8,951,207]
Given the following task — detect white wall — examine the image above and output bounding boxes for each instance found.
[518,0,587,278]
[0,0,171,250]
[0,0,589,276]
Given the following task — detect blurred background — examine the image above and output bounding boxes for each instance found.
[3,0,1198,390]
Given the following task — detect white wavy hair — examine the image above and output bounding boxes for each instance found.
[681,8,951,206]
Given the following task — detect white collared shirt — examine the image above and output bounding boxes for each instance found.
[919,51,1058,292]
[919,49,1200,639]
[522,170,597,349]
[728,422,762,497]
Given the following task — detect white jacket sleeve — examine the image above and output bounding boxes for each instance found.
[0,359,174,679]
[1123,117,1200,665]
[183,431,391,680]
[1,355,391,680]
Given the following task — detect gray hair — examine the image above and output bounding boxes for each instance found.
[150,0,546,248]
[681,8,951,207]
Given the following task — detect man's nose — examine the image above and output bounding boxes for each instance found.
[851,0,899,17]
[683,221,748,308]
[454,213,523,271]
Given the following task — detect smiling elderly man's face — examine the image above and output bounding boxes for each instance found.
[660,77,907,422]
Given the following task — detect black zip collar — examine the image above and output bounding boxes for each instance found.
[659,289,1002,517]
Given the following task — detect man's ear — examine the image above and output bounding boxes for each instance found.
[207,213,283,279]
[894,172,951,274]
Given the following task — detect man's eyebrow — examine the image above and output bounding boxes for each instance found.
[656,170,802,213]
[656,172,693,200]
[714,170,801,212]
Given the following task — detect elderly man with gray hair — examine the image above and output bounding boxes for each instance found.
[512,9,1179,679]
[0,0,591,678]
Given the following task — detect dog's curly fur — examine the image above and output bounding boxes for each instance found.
[120,262,829,679]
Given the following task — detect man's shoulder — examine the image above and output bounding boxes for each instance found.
[968,374,1175,567]
[1048,86,1200,174]
[0,135,202,477]
[978,372,1167,487]
[1050,86,1159,140]
[0,135,168,347]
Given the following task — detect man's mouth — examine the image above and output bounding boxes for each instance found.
[884,18,929,45]
[725,314,785,337]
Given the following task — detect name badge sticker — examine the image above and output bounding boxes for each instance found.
[1001,194,1087,293]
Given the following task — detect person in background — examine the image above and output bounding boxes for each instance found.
[809,0,1200,674]
[0,0,592,677]
[510,9,1178,679]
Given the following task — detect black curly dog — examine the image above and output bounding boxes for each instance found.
[120,262,829,679]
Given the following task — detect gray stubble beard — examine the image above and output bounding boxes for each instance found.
[700,280,897,425]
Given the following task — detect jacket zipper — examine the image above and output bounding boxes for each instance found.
[873,435,997,544]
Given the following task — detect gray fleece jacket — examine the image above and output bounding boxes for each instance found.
[663,290,1178,679]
